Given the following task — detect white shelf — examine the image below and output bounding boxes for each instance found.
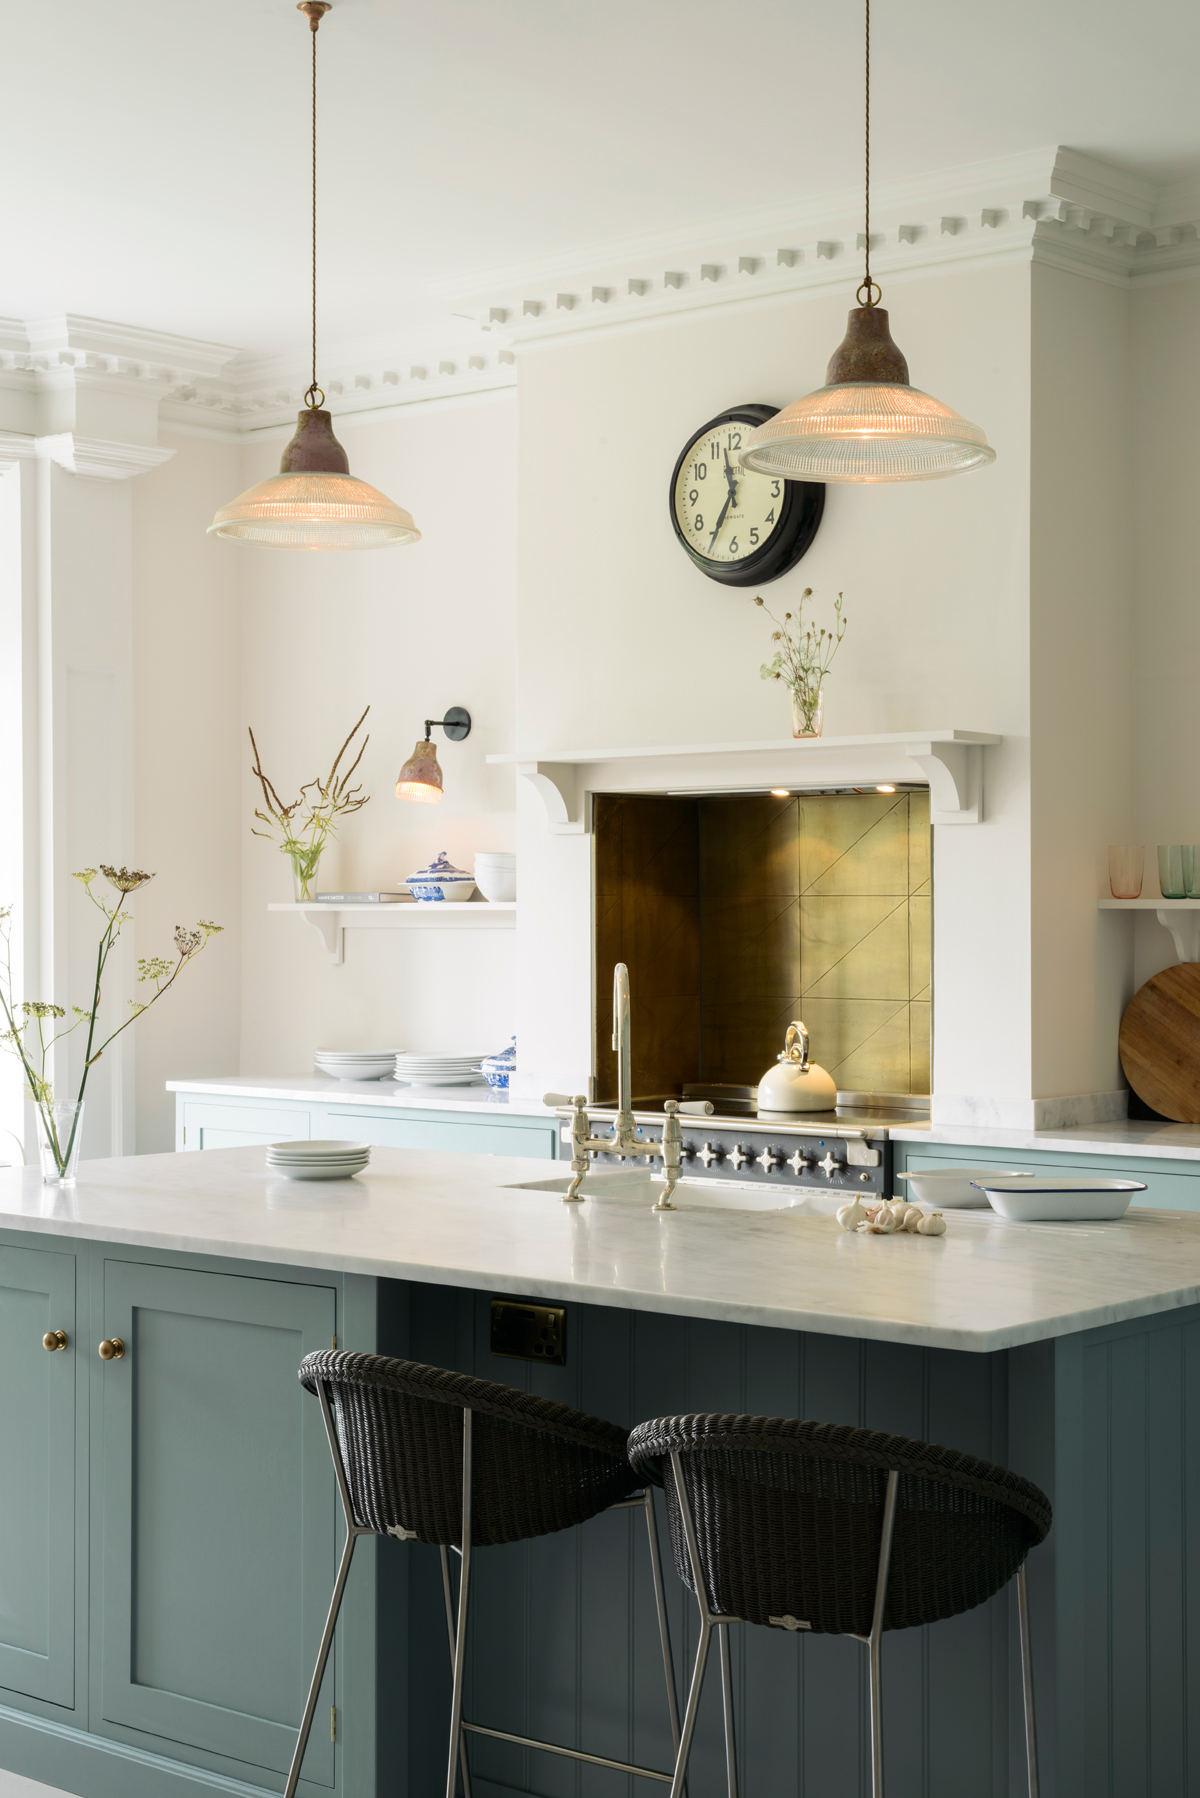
[1098,897,1200,962]
[268,902,516,966]
[488,728,1001,832]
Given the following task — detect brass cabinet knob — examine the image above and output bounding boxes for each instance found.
[98,1337,125,1361]
[42,1330,68,1351]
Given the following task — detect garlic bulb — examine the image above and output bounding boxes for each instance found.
[916,1211,947,1236]
[901,1205,925,1231]
[836,1199,866,1231]
[865,1203,897,1234]
[887,1198,910,1227]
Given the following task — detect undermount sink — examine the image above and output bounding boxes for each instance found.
[505,1170,842,1215]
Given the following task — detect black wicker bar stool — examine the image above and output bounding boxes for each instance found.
[284,1349,683,1798]
[628,1413,1053,1798]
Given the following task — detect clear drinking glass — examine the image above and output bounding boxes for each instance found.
[37,1101,85,1184]
[1108,846,1144,899]
[1158,845,1187,899]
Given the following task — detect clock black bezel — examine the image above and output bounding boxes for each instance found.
[668,402,825,587]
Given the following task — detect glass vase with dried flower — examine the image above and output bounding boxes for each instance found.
[0,867,222,1181]
[249,707,371,900]
[754,588,847,738]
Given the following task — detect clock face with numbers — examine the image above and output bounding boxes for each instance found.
[669,403,825,587]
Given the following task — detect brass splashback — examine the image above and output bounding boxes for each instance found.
[593,789,930,1101]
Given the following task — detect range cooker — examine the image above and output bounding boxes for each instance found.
[578,1087,930,1204]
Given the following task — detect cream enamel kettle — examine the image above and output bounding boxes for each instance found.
[756,1020,837,1112]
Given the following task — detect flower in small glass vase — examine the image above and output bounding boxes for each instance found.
[754,589,847,739]
[0,869,222,1181]
[249,708,371,900]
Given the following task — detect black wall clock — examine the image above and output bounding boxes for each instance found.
[669,403,824,587]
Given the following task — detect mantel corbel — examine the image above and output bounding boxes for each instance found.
[516,762,591,835]
[904,739,982,824]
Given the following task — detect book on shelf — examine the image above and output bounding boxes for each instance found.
[312,891,413,904]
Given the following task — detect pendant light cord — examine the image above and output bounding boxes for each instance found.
[303,5,326,409]
[858,0,881,309]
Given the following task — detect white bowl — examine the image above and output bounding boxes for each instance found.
[315,1062,396,1082]
[896,1167,1034,1209]
[973,1175,1147,1222]
[474,851,515,864]
[474,865,516,902]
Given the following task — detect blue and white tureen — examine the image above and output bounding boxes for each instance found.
[480,1036,516,1090]
[404,851,477,904]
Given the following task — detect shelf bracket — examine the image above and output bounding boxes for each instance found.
[1157,909,1200,964]
[517,762,590,835]
[297,907,344,965]
[904,740,982,824]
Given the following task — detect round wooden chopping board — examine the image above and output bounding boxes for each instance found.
[1119,963,1200,1122]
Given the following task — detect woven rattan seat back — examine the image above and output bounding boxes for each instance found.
[299,1349,639,1547]
[628,1413,1052,1636]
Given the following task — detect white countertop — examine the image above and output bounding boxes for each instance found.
[167,1074,559,1119]
[894,1120,1200,1163]
[7,1144,1200,1353]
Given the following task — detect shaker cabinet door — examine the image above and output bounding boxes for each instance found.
[0,1243,77,1708]
[94,1260,338,1786]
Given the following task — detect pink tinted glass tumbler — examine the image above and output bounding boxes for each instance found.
[1108,846,1144,899]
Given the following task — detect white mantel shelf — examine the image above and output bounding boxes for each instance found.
[488,729,1001,832]
[1099,896,1200,963]
[268,901,516,966]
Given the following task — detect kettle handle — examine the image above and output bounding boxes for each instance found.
[779,1021,810,1069]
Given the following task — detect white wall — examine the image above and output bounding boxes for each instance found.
[131,431,244,1151]
[233,393,518,1073]
[1029,262,1134,1105]
[512,261,1038,1112]
[1131,275,1200,990]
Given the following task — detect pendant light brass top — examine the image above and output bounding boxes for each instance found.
[824,304,909,387]
[738,0,994,485]
[208,0,421,550]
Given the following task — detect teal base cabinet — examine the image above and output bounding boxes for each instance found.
[0,1229,382,1798]
[894,1137,1200,1211]
[176,1093,559,1163]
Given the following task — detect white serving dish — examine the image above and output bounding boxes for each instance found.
[315,1062,396,1083]
[972,1174,1147,1222]
[897,1167,1034,1209]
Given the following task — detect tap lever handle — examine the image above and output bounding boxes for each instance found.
[544,1092,587,1110]
[676,1099,715,1115]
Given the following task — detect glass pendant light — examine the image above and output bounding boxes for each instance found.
[739,0,994,485]
[209,3,420,549]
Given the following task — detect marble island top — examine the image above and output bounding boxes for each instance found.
[7,1144,1200,1352]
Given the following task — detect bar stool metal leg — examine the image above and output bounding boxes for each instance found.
[717,1623,738,1798]
[284,1384,370,1798]
[1017,1562,1040,1798]
[642,1487,684,1759]
[850,1468,899,1798]
[445,1409,474,1798]
[440,1547,474,1798]
[667,1449,737,1798]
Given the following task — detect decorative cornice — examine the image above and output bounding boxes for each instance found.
[433,146,1200,349]
[37,434,176,480]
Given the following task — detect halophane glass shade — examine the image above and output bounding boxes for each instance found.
[208,407,420,550]
[208,471,420,549]
[739,382,996,484]
[395,739,443,803]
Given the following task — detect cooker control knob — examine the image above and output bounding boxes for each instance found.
[787,1149,810,1175]
[757,1146,781,1172]
[697,1142,721,1169]
[728,1144,749,1171]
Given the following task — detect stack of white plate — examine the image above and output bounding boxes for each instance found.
[266,1140,371,1181]
[314,1049,397,1081]
[393,1051,487,1087]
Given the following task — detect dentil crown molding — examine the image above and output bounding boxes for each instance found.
[2,145,1197,450]
[436,146,1200,350]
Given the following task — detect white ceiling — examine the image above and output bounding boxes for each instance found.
[7,0,1200,360]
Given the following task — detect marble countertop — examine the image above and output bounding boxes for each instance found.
[893,1120,1200,1163]
[167,1074,559,1119]
[7,1144,1200,1352]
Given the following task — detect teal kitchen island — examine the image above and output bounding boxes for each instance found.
[2,1141,1199,1798]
